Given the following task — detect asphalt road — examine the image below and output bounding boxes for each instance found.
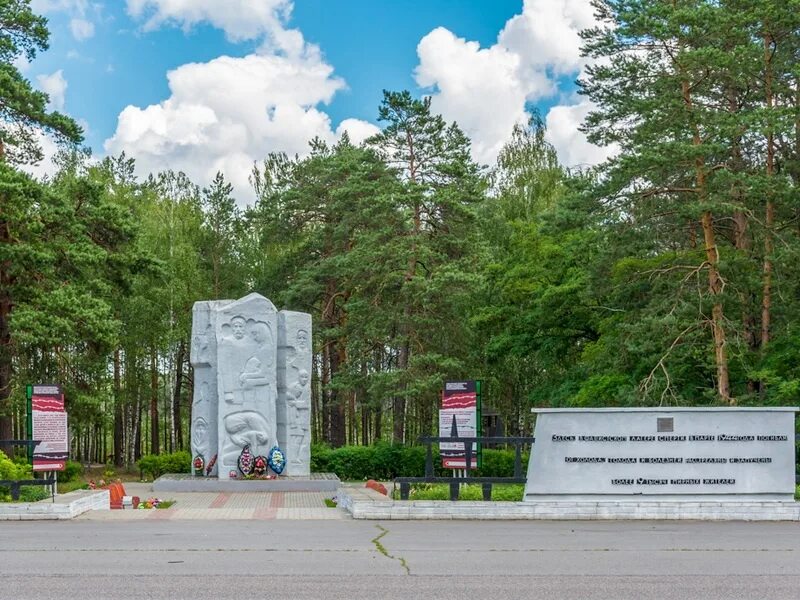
[1,519,798,599]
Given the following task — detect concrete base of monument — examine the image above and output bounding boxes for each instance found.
[524,494,795,502]
[339,491,800,520]
[152,473,339,493]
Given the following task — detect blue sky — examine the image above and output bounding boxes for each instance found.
[26,1,610,201]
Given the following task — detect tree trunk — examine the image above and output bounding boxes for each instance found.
[150,350,160,455]
[360,361,369,446]
[393,340,409,444]
[0,218,13,441]
[374,405,382,443]
[173,340,185,451]
[113,348,124,466]
[321,339,331,444]
[761,33,775,349]
[311,352,321,443]
[682,77,732,403]
[327,340,346,448]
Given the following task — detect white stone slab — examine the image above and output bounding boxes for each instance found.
[0,490,109,520]
[337,489,800,521]
[524,407,798,502]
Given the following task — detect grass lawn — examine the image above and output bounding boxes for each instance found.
[56,464,145,494]
[394,483,800,502]
[391,483,525,501]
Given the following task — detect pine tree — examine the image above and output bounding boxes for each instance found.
[368,90,485,442]
[0,0,82,163]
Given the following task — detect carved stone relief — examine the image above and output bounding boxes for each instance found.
[190,293,311,479]
[189,300,230,477]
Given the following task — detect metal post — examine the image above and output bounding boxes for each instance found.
[514,444,522,478]
[449,482,459,501]
[400,482,410,500]
[25,385,33,464]
[425,443,433,479]
[482,483,492,501]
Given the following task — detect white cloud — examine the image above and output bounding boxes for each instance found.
[415,27,535,166]
[414,0,612,170]
[104,53,376,204]
[13,54,30,72]
[545,99,616,168]
[37,70,68,111]
[335,119,381,146]
[19,132,63,180]
[32,1,98,41]
[126,0,303,53]
[69,18,95,41]
[32,0,85,11]
[107,1,380,204]
[498,0,596,76]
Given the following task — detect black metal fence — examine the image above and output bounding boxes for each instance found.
[0,439,56,502]
[396,433,800,499]
[395,436,535,501]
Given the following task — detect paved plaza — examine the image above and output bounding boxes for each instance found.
[77,483,349,521]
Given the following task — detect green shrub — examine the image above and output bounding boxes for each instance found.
[19,485,51,502]
[310,444,529,481]
[391,483,524,501]
[162,451,191,474]
[474,449,530,478]
[0,451,53,503]
[60,460,83,483]
[310,443,332,473]
[0,450,30,480]
[325,445,375,480]
[137,451,191,479]
[58,480,90,494]
[137,454,160,479]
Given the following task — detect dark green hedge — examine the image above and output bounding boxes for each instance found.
[136,444,531,481]
[138,451,192,479]
[311,442,529,481]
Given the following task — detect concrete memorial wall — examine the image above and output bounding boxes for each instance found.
[190,293,312,479]
[524,407,798,502]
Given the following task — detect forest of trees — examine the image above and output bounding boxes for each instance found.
[1,1,799,465]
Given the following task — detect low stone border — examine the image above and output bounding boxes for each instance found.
[0,489,110,521]
[338,490,800,521]
[153,473,340,493]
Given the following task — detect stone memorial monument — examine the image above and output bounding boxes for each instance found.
[524,407,798,503]
[190,293,312,479]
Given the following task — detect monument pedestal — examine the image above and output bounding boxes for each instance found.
[152,473,340,493]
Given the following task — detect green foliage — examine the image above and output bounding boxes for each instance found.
[311,442,427,479]
[312,444,526,481]
[137,451,191,479]
[18,485,50,502]
[0,0,82,163]
[393,483,524,501]
[60,460,83,483]
[0,449,29,480]
[0,450,51,502]
[57,480,89,494]
[474,449,529,478]
[3,0,800,464]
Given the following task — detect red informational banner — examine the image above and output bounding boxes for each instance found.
[440,380,480,469]
[31,384,68,472]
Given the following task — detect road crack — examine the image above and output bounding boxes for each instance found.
[371,524,410,575]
